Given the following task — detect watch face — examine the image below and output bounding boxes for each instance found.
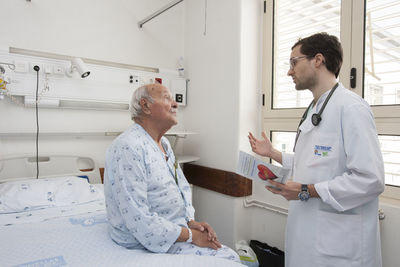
[298,191,310,201]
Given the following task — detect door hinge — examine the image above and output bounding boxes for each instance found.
[264,1,266,13]
[262,94,265,106]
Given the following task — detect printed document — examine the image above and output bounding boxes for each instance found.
[236,151,290,186]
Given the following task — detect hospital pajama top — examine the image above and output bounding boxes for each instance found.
[104,123,195,253]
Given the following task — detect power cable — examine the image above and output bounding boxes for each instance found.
[33,65,40,179]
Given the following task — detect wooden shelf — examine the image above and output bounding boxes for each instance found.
[183,163,252,197]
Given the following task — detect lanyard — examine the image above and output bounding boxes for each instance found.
[162,143,178,184]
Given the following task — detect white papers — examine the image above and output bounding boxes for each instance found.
[236,151,290,186]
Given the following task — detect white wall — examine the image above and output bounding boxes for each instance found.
[183,0,241,171]
[0,0,186,166]
[0,0,184,70]
[183,0,242,248]
[379,199,400,267]
[183,0,264,248]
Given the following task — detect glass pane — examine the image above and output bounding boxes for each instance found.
[379,135,400,186]
[364,0,400,106]
[271,131,296,165]
[271,132,400,187]
[273,0,341,109]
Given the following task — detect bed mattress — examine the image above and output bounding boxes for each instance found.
[0,195,243,267]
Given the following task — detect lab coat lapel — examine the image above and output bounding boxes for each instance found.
[298,110,314,134]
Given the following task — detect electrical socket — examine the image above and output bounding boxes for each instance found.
[129,75,140,86]
[53,65,64,75]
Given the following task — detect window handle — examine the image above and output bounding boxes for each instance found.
[379,209,385,220]
[350,68,356,88]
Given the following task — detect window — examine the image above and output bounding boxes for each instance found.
[379,135,400,187]
[273,0,341,109]
[263,0,400,199]
[271,131,295,154]
[271,131,295,165]
[270,132,400,188]
[364,0,400,106]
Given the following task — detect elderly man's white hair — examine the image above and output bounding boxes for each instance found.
[129,85,154,120]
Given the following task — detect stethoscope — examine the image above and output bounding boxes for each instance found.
[293,83,339,152]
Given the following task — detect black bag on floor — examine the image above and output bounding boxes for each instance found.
[249,240,284,267]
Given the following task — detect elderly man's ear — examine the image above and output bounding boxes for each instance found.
[140,99,152,115]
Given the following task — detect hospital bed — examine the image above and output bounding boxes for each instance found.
[0,155,244,267]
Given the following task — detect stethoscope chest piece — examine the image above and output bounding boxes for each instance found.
[311,113,322,126]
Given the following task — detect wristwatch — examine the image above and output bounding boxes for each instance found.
[298,184,310,201]
[186,228,193,243]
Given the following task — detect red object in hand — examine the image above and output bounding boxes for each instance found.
[257,164,277,180]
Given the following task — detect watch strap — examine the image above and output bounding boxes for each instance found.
[301,184,308,192]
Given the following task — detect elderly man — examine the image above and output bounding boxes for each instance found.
[104,83,239,262]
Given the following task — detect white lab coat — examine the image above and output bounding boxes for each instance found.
[282,84,385,267]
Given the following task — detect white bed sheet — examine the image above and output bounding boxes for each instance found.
[0,184,105,226]
[0,185,244,267]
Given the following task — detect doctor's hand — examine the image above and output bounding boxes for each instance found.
[265,179,301,201]
[248,131,273,157]
[188,220,217,242]
[192,229,222,250]
[248,132,283,164]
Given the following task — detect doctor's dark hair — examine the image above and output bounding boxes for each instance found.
[292,32,343,78]
[129,85,154,121]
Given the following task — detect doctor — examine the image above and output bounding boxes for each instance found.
[248,33,385,267]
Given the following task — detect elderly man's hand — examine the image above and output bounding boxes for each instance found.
[188,220,217,242]
[192,229,222,250]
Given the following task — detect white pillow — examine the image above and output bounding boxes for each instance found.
[0,176,104,214]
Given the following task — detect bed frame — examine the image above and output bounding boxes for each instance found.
[0,154,101,183]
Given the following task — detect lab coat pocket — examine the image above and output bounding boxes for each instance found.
[316,210,362,263]
[306,134,339,171]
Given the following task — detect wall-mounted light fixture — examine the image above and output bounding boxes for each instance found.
[66,57,90,78]
[9,47,159,73]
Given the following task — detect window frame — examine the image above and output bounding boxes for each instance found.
[262,0,400,200]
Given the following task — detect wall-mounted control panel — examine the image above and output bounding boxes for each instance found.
[0,49,188,110]
[170,78,187,106]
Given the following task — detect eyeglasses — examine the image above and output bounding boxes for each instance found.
[289,55,312,70]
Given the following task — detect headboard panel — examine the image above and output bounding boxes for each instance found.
[0,155,101,184]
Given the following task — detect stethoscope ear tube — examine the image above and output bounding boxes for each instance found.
[312,83,339,126]
[293,83,339,151]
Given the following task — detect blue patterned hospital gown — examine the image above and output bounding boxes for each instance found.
[104,124,239,262]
